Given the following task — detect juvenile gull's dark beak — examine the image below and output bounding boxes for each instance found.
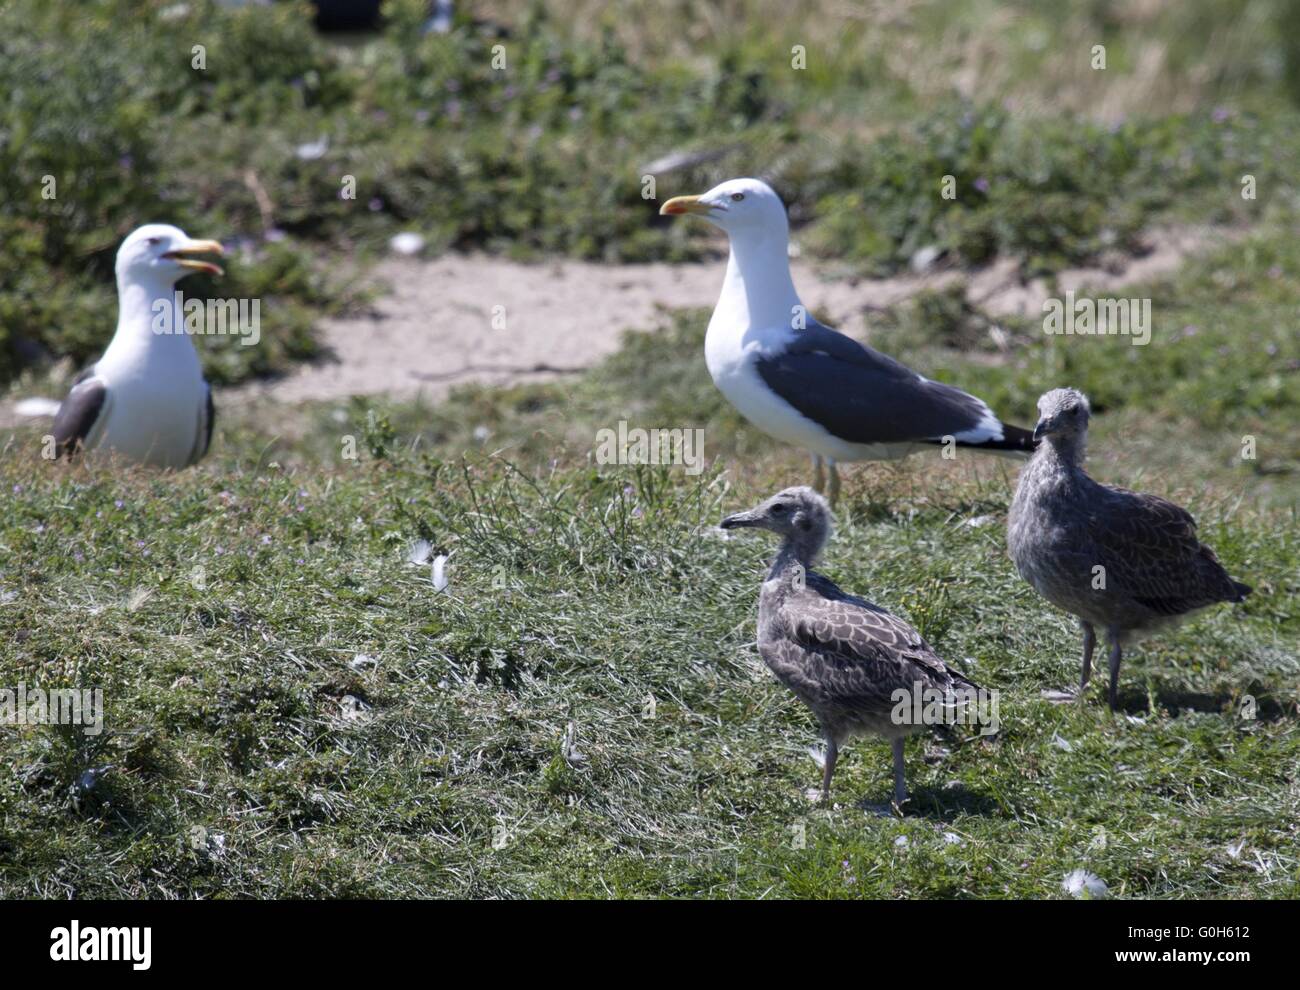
[1032,418,1051,442]
[720,508,763,529]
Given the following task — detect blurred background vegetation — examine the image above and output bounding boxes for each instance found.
[1,0,1298,385]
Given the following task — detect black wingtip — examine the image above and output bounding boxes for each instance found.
[958,422,1039,455]
[1232,581,1253,601]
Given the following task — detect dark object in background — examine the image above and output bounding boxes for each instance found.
[309,0,454,33]
[310,0,384,31]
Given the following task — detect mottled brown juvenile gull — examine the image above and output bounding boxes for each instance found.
[661,178,1036,504]
[1008,388,1252,710]
[721,486,981,807]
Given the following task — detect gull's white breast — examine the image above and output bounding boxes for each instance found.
[93,336,206,468]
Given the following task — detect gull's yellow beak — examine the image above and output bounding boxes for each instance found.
[164,239,225,276]
[659,195,713,217]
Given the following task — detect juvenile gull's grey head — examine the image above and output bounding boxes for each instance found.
[1032,387,1091,443]
[720,486,831,562]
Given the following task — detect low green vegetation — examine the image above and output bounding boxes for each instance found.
[4,0,1299,384]
[0,428,1294,897]
[1,211,1295,897]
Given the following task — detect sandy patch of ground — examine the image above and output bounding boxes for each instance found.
[229,223,1240,406]
[0,223,1242,424]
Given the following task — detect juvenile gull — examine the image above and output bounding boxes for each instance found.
[721,486,981,807]
[662,178,1035,503]
[51,224,224,468]
[1008,388,1252,709]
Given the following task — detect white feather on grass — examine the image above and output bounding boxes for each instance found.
[431,554,449,592]
[13,397,61,418]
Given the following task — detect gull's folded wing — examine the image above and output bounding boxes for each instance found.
[754,319,1033,450]
[51,369,108,458]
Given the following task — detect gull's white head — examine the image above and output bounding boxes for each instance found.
[659,177,788,241]
[115,223,225,286]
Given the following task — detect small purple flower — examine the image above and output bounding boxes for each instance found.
[12,484,22,494]
[34,524,45,534]
[368,197,384,212]
[115,500,124,509]
[414,109,430,123]
[1212,106,1231,124]
[261,534,272,544]
[446,79,461,93]
[973,177,990,194]
[631,507,643,518]
[73,551,84,563]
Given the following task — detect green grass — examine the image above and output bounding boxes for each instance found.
[1,215,1296,898]
[0,447,1293,898]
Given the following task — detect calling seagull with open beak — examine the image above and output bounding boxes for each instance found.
[49,223,225,469]
[660,177,1036,505]
[163,239,225,276]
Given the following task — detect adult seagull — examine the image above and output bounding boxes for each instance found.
[51,224,224,468]
[660,178,1035,503]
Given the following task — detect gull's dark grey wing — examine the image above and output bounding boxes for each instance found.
[188,383,215,465]
[755,319,1035,451]
[51,370,108,458]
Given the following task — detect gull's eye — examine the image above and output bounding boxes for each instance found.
[730,192,745,202]
[146,237,163,246]
[771,503,787,514]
